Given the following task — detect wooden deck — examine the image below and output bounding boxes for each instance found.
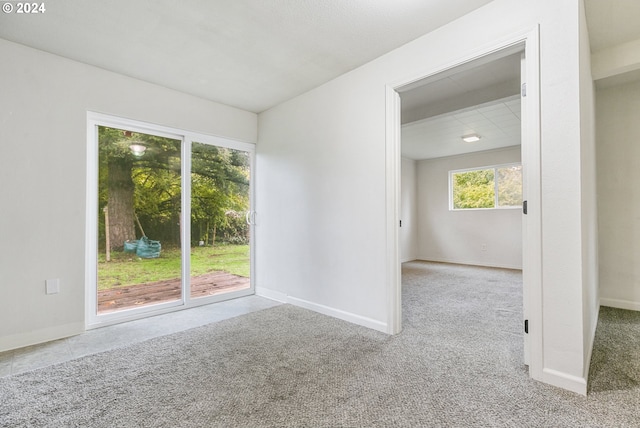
[98,271,250,314]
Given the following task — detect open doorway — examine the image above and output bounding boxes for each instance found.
[399,52,525,365]
[386,31,542,380]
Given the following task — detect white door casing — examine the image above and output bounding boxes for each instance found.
[386,26,542,381]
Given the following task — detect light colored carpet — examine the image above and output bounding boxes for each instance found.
[1,261,639,427]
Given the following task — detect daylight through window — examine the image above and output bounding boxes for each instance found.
[450,164,522,210]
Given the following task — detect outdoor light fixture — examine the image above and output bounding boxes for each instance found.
[462,134,481,143]
[129,143,147,156]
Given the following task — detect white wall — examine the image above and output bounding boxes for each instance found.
[596,79,640,311]
[416,147,522,269]
[0,39,257,351]
[256,0,595,393]
[400,157,418,262]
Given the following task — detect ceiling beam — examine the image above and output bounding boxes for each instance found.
[592,38,640,81]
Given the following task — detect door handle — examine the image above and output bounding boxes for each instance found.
[246,211,256,225]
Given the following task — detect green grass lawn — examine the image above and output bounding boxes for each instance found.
[98,244,249,290]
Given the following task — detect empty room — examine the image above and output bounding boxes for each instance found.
[399,50,528,374]
[1,0,639,426]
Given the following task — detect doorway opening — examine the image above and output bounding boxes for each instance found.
[86,113,255,328]
[386,30,542,380]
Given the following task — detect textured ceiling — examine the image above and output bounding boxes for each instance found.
[402,95,520,160]
[400,52,521,160]
[0,0,494,113]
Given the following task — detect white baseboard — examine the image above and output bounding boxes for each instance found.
[600,297,640,312]
[0,321,84,353]
[286,296,388,333]
[254,287,387,333]
[415,256,522,270]
[255,285,388,333]
[542,368,587,396]
[255,286,288,303]
[583,303,600,383]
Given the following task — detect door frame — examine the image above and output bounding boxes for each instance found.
[384,26,543,381]
[85,112,256,329]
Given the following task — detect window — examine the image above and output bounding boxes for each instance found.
[449,163,522,210]
[86,112,255,328]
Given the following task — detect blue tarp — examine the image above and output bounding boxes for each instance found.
[123,236,161,258]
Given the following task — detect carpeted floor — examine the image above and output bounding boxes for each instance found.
[0,261,639,427]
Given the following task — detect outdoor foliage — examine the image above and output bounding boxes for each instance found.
[452,168,495,209]
[98,127,250,250]
[497,165,523,207]
[452,165,522,209]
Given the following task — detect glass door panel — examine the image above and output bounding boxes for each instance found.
[190,142,251,299]
[97,126,182,314]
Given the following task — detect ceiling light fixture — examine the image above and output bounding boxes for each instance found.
[462,134,481,143]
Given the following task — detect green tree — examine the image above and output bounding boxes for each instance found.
[98,127,140,250]
[452,169,495,209]
[497,165,522,207]
[99,127,250,250]
[191,143,249,245]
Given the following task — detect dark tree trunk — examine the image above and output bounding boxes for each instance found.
[107,158,136,250]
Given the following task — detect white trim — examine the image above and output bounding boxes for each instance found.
[85,114,99,329]
[591,38,640,81]
[388,30,528,92]
[448,162,523,211]
[385,26,543,381]
[385,85,402,335]
[87,300,184,330]
[182,137,192,306]
[520,26,543,381]
[600,298,640,312]
[85,111,256,329]
[0,322,84,353]
[542,368,587,396]
[254,287,388,332]
[86,288,254,330]
[414,258,522,271]
[287,296,388,333]
[583,304,600,383]
[255,286,288,303]
[449,162,521,175]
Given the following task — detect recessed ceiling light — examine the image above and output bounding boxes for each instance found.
[462,134,481,143]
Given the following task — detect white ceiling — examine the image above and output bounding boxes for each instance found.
[400,51,521,160]
[0,0,634,160]
[0,0,494,113]
[402,1,640,161]
[402,95,520,160]
[584,0,640,53]
[401,53,520,124]
[584,0,640,89]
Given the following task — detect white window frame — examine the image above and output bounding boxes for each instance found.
[85,112,255,329]
[448,162,522,211]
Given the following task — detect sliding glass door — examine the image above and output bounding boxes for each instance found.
[97,126,183,314]
[87,113,254,327]
[189,142,251,300]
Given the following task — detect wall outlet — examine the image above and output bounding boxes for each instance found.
[481,244,487,252]
[46,278,60,294]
